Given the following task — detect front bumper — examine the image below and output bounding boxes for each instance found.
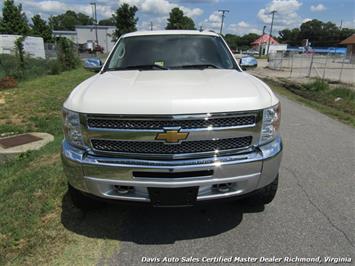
[61,136,282,204]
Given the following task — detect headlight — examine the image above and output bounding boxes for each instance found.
[62,108,85,148]
[260,103,281,145]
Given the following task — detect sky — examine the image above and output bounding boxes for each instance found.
[1,0,354,35]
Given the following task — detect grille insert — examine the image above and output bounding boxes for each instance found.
[87,116,256,130]
[91,136,252,155]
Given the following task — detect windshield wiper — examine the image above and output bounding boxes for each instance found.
[107,64,168,71]
[177,64,221,69]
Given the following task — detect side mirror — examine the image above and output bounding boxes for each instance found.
[84,58,103,72]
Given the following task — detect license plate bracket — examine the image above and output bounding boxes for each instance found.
[148,187,199,207]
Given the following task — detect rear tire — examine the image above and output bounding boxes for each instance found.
[249,175,278,205]
[68,184,105,210]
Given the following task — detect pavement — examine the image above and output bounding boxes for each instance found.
[61,95,355,265]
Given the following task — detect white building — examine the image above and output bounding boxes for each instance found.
[0,34,45,59]
[53,25,116,53]
[267,44,288,54]
[52,30,77,43]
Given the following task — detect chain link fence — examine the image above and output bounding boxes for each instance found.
[268,53,355,84]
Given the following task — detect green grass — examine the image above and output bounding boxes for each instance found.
[0,68,118,265]
[264,78,355,127]
[304,79,330,92]
[328,87,355,101]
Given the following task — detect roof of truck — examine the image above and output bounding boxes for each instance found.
[123,30,220,38]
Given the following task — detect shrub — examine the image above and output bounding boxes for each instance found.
[0,54,21,79]
[328,87,355,102]
[304,79,330,92]
[56,37,80,71]
[0,54,70,81]
[0,54,50,80]
[15,36,26,71]
[48,60,63,75]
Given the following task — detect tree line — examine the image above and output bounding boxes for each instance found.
[0,0,354,48]
[278,19,354,47]
[220,19,354,51]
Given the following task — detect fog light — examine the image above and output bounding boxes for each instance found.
[114,185,134,194]
[213,183,234,193]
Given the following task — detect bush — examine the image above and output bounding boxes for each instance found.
[48,60,63,75]
[0,38,81,82]
[56,37,80,71]
[0,54,75,81]
[328,87,355,102]
[304,79,330,92]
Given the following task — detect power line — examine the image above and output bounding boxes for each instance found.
[266,10,276,56]
[218,9,229,35]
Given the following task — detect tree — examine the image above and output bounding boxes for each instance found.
[223,33,260,51]
[99,18,115,26]
[299,19,324,46]
[112,3,138,40]
[278,19,355,47]
[166,8,195,30]
[31,15,52,42]
[0,0,30,35]
[278,28,300,46]
[56,37,80,70]
[49,11,94,30]
[224,34,241,51]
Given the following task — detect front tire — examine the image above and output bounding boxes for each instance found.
[249,175,278,205]
[68,184,105,210]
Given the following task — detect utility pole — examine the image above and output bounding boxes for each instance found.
[150,21,153,31]
[266,10,276,56]
[90,2,99,47]
[218,9,229,35]
[259,25,267,57]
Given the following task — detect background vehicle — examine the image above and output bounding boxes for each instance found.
[239,55,258,69]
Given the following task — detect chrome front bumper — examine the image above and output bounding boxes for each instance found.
[61,136,282,203]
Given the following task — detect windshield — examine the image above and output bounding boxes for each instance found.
[105,34,237,71]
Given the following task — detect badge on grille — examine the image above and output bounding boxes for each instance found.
[155,130,189,144]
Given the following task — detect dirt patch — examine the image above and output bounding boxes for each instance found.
[0,76,17,89]
[41,211,58,225]
[0,116,23,126]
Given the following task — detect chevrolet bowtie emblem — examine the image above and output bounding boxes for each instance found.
[156,130,189,143]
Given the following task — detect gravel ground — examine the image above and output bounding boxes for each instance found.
[248,59,355,88]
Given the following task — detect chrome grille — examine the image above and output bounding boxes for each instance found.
[91,136,252,154]
[87,115,256,130]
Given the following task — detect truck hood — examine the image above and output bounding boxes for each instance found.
[64,69,278,114]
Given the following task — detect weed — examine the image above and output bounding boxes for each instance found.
[304,79,330,92]
[328,87,355,102]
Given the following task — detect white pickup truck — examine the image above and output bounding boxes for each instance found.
[61,30,282,209]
